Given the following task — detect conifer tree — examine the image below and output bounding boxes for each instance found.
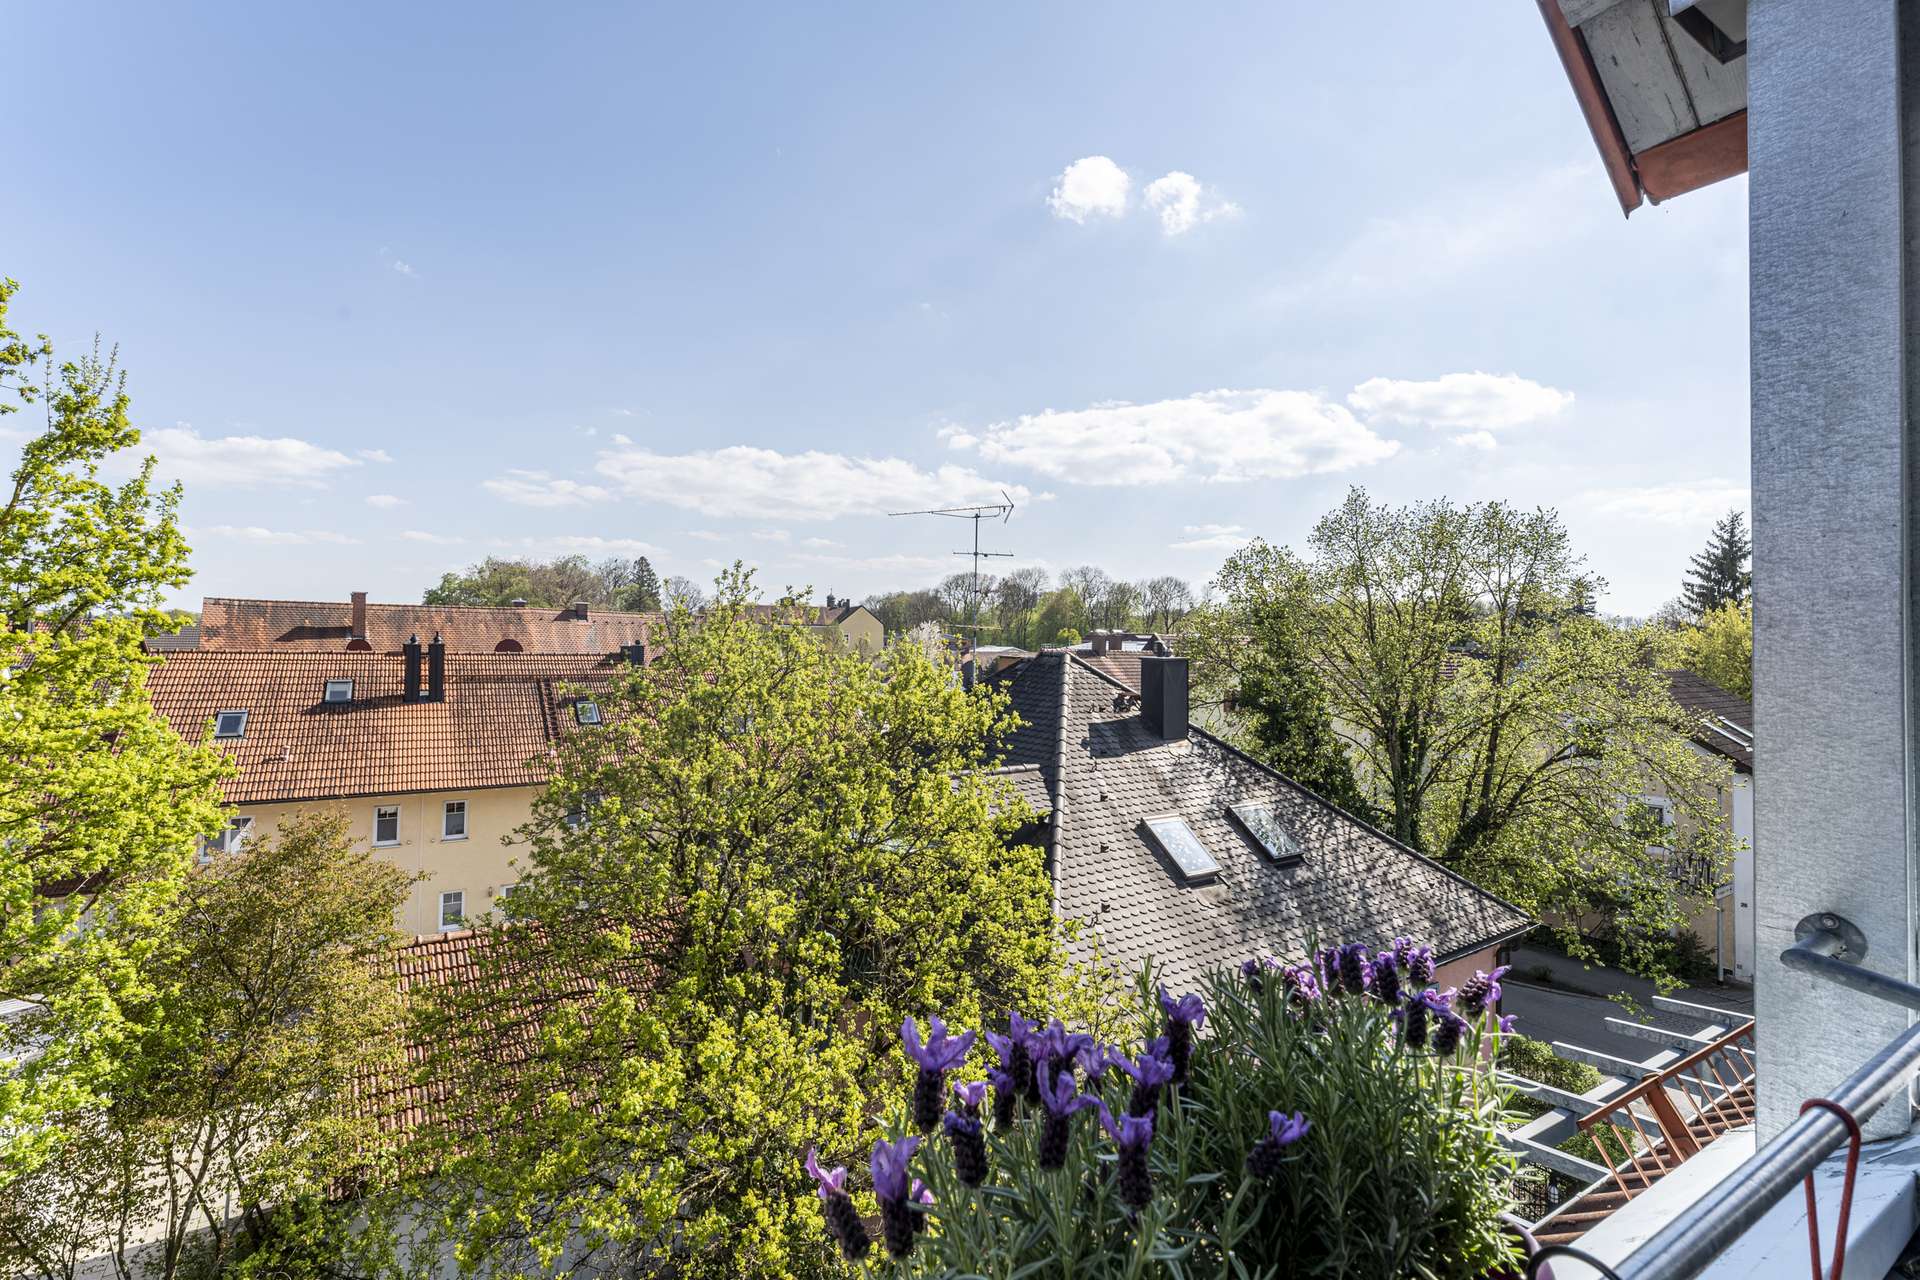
[1682,509,1752,617]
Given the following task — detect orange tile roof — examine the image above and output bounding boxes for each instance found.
[195,596,662,655]
[147,650,619,804]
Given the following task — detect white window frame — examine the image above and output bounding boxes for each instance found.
[199,815,254,865]
[496,882,520,920]
[213,709,248,739]
[574,699,602,725]
[1634,794,1675,854]
[442,799,468,841]
[373,805,401,847]
[439,890,465,931]
[323,679,354,704]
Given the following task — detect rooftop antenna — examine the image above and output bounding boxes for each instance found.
[888,490,1016,634]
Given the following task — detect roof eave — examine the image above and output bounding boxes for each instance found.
[1536,0,1643,216]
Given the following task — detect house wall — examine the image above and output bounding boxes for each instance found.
[1435,944,1506,991]
[227,786,539,937]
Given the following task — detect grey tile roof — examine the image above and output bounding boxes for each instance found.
[1663,669,1754,774]
[988,653,1533,992]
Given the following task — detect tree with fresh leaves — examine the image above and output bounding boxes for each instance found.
[1681,509,1752,618]
[1138,575,1195,632]
[1189,490,1736,983]
[1678,600,1752,700]
[662,572,708,611]
[1030,587,1086,648]
[0,810,412,1280]
[993,567,1049,630]
[0,278,230,1178]
[423,553,671,611]
[393,568,1067,1279]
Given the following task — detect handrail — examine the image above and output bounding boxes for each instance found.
[1584,914,1920,1280]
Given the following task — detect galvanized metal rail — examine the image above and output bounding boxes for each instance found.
[1576,913,1920,1280]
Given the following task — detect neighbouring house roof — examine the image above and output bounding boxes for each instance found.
[987,652,1534,992]
[1664,668,1754,774]
[739,601,875,627]
[1536,0,1747,215]
[146,622,202,651]
[147,650,618,804]
[192,596,662,655]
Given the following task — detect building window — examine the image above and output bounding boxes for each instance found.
[199,815,253,864]
[373,805,401,847]
[496,882,520,919]
[574,699,601,725]
[213,709,248,739]
[442,800,467,840]
[323,679,354,704]
[439,890,464,930]
[1228,802,1303,864]
[1142,814,1221,883]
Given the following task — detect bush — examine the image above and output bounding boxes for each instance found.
[805,943,1524,1278]
[1499,1035,1601,1095]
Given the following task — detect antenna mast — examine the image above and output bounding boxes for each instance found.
[887,491,1016,633]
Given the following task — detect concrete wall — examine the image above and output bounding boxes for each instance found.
[231,786,538,936]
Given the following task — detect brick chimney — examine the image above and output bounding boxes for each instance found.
[350,591,367,640]
[427,633,446,702]
[403,634,422,702]
[1140,656,1189,741]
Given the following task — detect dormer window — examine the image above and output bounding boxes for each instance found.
[574,699,602,725]
[1142,814,1220,884]
[324,679,354,704]
[214,710,248,739]
[1228,802,1304,865]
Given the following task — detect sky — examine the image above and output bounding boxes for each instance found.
[3,2,1748,618]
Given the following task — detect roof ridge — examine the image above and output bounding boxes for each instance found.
[1044,652,1072,919]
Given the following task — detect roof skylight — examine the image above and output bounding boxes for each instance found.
[574,699,602,725]
[213,709,248,739]
[323,679,354,704]
[1229,802,1304,864]
[1142,815,1220,883]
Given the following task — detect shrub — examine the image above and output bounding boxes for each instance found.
[805,943,1524,1278]
[1499,1035,1601,1095]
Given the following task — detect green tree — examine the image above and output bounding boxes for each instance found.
[0,810,411,1280]
[0,278,230,1177]
[1681,509,1752,617]
[627,554,662,612]
[1203,490,1736,983]
[1031,586,1086,648]
[1678,600,1753,700]
[398,568,1065,1279]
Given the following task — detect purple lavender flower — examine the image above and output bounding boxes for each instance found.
[1316,945,1342,994]
[1370,949,1402,1005]
[909,1178,934,1235]
[804,1147,871,1260]
[952,1078,989,1116]
[903,1016,977,1132]
[1454,965,1512,1017]
[1280,963,1322,1006]
[1400,988,1448,1051]
[1098,1101,1156,1209]
[1431,1010,1471,1056]
[1037,1071,1100,1169]
[1498,1013,1519,1035]
[1407,945,1435,984]
[986,1066,1019,1129]
[870,1135,923,1258]
[1076,1040,1119,1083]
[944,1108,988,1186]
[1337,942,1372,995]
[1391,936,1414,969]
[1157,986,1206,1084]
[1116,1039,1176,1118]
[1031,1018,1092,1095]
[1247,1110,1311,1178]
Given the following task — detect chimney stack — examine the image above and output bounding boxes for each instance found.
[510,598,529,608]
[427,633,446,702]
[350,591,368,640]
[571,599,590,621]
[1140,655,1189,742]
[403,634,423,702]
[621,641,647,666]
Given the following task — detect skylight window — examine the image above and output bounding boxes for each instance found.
[574,699,602,725]
[1229,802,1304,865]
[323,679,354,704]
[1142,815,1220,883]
[213,710,248,739]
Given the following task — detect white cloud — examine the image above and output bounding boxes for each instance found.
[684,530,727,542]
[139,426,361,488]
[482,468,614,508]
[508,534,665,556]
[611,432,632,445]
[1451,430,1499,451]
[196,525,361,546]
[801,536,842,549]
[391,259,417,278]
[591,445,1028,520]
[794,551,954,574]
[952,389,1398,486]
[359,448,395,463]
[1586,481,1751,526]
[1170,524,1254,552]
[751,529,792,543]
[402,529,466,545]
[1143,172,1240,237]
[364,493,406,509]
[1048,156,1130,224]
[1347,372,1573,432]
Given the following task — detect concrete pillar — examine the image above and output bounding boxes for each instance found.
[1749,0,1919,1140]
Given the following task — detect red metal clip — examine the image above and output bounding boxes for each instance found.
[1800,1097,1863,1280]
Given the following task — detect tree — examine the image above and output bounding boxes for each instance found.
[662,573,708,611]
[1098,579,1142,631]
[1059,566,1112,629]
[1681,509,1752,617]
[399,569,1064,1279]
[0,811,412,1280]
[1199,489,1736,983]
[627,554,662,612]
[424,554,666,611]
[1678,600,1753,700]
[936,570,994,627]
[1138,575,1195,631]
[863,589,945,637]
[0,278,230,1177]
[1031,587,1086,648]
[993,567,1049,637]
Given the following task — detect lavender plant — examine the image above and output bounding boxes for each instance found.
[805,941,1525,1278]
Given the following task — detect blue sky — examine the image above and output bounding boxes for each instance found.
[4,2,1747,616]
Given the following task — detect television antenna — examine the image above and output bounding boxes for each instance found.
[888,491,1016,632]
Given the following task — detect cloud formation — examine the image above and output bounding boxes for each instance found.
[401,529,465,545]
[948,389,1397,485]
[197,525,361,546]
[1586,481,1750,526]
[141,426,361,488]
[590,445,1028,520]
[364,493,406,509]
[1170,524,1254,552]
[1346,372,1573,434]
[1144,172,1240,236]
[1047,156,1130,223]
[482,468,614,508]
